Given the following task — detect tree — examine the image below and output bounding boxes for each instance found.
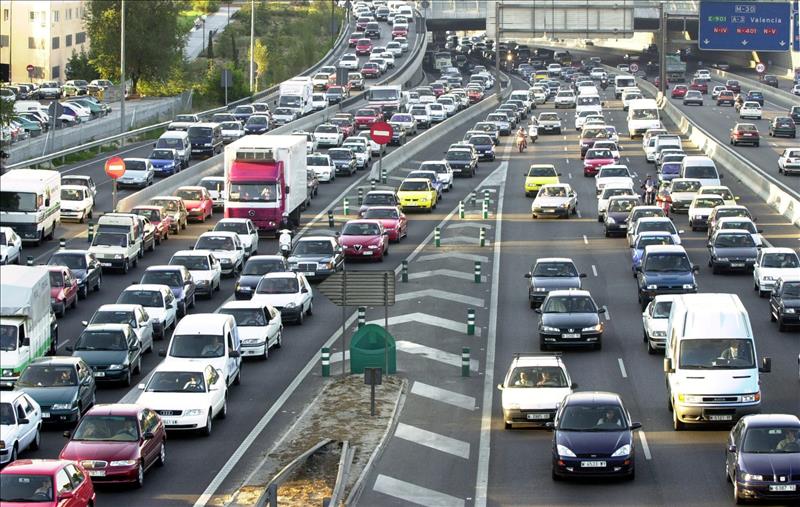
[250,39,269,90]
[192,0,220,13]
[0,97,13,127]
[65,48,100,81]
[84,0,185,96]
[207,31,214,59]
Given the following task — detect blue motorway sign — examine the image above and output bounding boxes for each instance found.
[698,2,792,52]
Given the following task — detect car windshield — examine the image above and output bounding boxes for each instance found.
[119,290,163,307]
[187,126,213,139]
[608,198,638,212]
[16,364,77,387]
[582,128,607,139]
[599,167,628,178]
[146,371,207,393]
[694,198,724,208]
[150,199,179,211]
[469,136,493,145]
[132,208,162,223]
[151,149,174,160]
[364,194,395,205]
[446,151,470,161]
[539,186,568,198]
[256,277,299,295]
[533,262,578,277]
[157,137,183,149]
[342,222,381,236]
[72,415,139,442]
[218,308,267,327]
[75,330,128,351]
[742,427,800,453]
[507,366,568,388]
[644,253,691,272]
[761,253,800,268]
[307,156,330,166]
[679,338,755,369]
[542,296,596,313]
[92,232,127,247]
[672,180,702,192]
[220,122,240,130]
[391,114,412,123]
[196,236,234,251]
[242,258,284,276]
[124,159,147,171]
[587,149,612,159]
[61,188,84,201]
[175,115,196,122]
[247,116,268,126]
[171,255,210,271]
[0,474,55,502]
[719,221,756,234]
[293,240,333,255]
[782,282,800,298]
[169,334,225,358]
[176,189,202,201]
[715,233,755,248]
[329,150,351,160]
[141,271,182,287]
[200,180,223,193]
[399,180,429,191]
[636,235,674,249]
[684,166,718,179]
[558,405,627,431]
[637,221,675,234]
[363,208,398,219]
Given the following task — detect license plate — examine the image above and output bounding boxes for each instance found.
[42,412,50,418]
[581,461,606,468]
[769,485,796,492]
[87,470,105,477]
[163,419,178,425]
[363,251,373,256]
[730,263,744,268]
[303,272,315,276]
[527,413,549,420]
[708,414,733,421]
[94,371,105,377]
[100,262,112,267]
[620,225,628,229]
[562,333,581,339]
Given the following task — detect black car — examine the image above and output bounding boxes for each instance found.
[550,391,640,481]
[467,134,496,161]
[14,357,96,426]
[762,74,779,88]
[364,22,381,39]
[525,258,586,308]
[287,235,345,281]
[536,289,605,350]
[726,414,800,504]
[769,277,800,331]
[708,230,758,274]
[445,148,477,177]
[47,249,103,299]
[388,122,408,145]
[187,123,223,158]
[328,148,357,176]
[244,115,270,135]
[768,116,797,138]
[235,255,289,300]
[726,79,741,93]
[68,324,141,386]
[139,266,196,318]
[325,86,347,105]
[790,106,800,123]
[233,105,255,123]
[604,196,639,237]
[745,90,765,106]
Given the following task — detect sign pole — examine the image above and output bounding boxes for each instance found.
[659,1,667,95]
[341,269,347,376]
[384,272,389,375]
[112,180,117,212]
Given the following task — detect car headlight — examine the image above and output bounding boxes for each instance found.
[582,324,603,332]
[419,197,428,202]
[561,202,570,208]
[184,409,203,417]
[108,364,125,370]
[652,330,667,337]
[682,284,695,290]
[110,460,138,467]
[1,369,14,377]
[606,217,616,224]
[51,403,74,410]
[611,444,631,457]
[677,393,703,403]
[716,257,729,262]
[325,261,335,269]
[784,308,796,314]
[741,392,760,403]
[236,284,252,292]
[204,143,212,147]
[506,402,520,410]
[368,244,379,249]
[243,338,266,345]
[541,326,560,333]
[557,445,576,458]
[646,284,658,290]
[534,287,547,292]
[286,302,296,308]
[742,473,763,482]
[114,254,123,259]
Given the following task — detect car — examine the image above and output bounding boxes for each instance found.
[597,184,636,222]
[725,414,800,503]
[497,353,575,429]
[251,272,313,325]
[139,265,196,318]
[307,153,335,183]
[630,231,676,275]
[753,248,800,297]
[554,90,576,108]
[531,184,577,219]
[697,185,737,207]
[197,176,226,210]
[524,258,586,308]
[524,164,559,197]
[730,123,760,147]
[688,194,725,230]
[666,178,703,215]
[0,459,96,504]
[314,123,343,147]
[550,391,640,480]
[0,390,42,464]
[46,266,79,318]
[444,147,477,178]
[465,134,495,161]
[149,196,188,232]
[600,195,638,237]
[169,250,221,297]
[68,323,142,387]
[725,79,741,93]
[47,249,102,299]
[83,304,155,355]
[147,147,182,177]
[389,113,418,136]
[397,178,438,212]
[348,31,364,46]
[193,231,245,277]
[358,190,399,216]
[287,236,344,281]
[641,295,676,354]
[244,115,270,135]
[271,107,297,126]
[793,84,800,96]
[361,206,407,242]
[117,158,154,188]
[778,148,800,175]
[689,78,708,94]
[328,148,357,176]
[0,227,22,266]
[131,205,172,244]
[311,93,328,111]
[174,186,213,223]
[628,216,683,248]
[709,216,762,247]
[59,185,94,223]
[407,170,445,201]
[636,245,698,309]
[60,175,97,199]
[583,148,616,177]
[232,105,255,123]
[711,85,727,99]
[594,164,633,195]
[339,220,389,261]
[716,89,736,106]
[348,72,365,91]
[536,289,605,350]
[762,74,779,88]
[117,284,177,340]
[60,403,166,486]
[360,62,381,78]
[768,116,796,138]
[234,255,288,300]
[708,229,759,274]
[739,101,762,120]
[683,90,703,106]
[355,107,383,130]
[338,53,359,70]
[769,276,800,331]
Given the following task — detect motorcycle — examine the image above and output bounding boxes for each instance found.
[642,183,656,205]
[516,134,527,153]
[600,79,608,90]
[278,229,293,259]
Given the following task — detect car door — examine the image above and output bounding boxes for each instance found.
[265,306,280,347]
[208,254,221,286]
[247,221,259,255]
[206,366,225,415]
[726,420,743,478]
[127,329,141,367]
[183,270,196,303]
[226,331,239,383]
[76,362,94,411]
[136,307,153,352]
[139,410,159,467]
[163,290,177,327]
[298,274,312,311]
[14,397,36,450]
[86,254,100,287]
[65,463,92,506]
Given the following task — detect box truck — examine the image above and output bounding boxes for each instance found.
[224,135,308,236]
[0,169,61,245]
[278,77,313,116]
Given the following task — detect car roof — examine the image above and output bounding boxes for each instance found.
[643,245,685,254]
[0,390,31,403]
[50,249,88,256]
[85,323,131,333]
[535,257,575,264]
[564,391,622,405]
[198,231,238,239]
[220,300,270,310]
[0,459,73,474]
[85,403,142,417]
[742,413,800,428]
[548,289,591,297]
[145,265,186,272]
[510,353,565,368]
[97,304,141,312]
[263,272,299,279]
[122,284,170,293]
[637,216,672,223]
[172,249,212,257]
[30,356,83,367]
[760,247,797,255]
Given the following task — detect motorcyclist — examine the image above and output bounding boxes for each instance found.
[641,175,656,205]
[600,76,609,90]
[516,127,527,151]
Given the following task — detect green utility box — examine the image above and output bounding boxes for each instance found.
[349,324,396,374]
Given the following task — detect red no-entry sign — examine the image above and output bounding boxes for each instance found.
[370,122,393,145]
[105,156,126,179]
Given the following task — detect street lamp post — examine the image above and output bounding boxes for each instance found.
[201,15,207,57]
[249,0,255,93]
[119,0,126,144]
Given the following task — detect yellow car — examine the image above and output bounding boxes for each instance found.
[397,178,437,212]
[524,164,560,197]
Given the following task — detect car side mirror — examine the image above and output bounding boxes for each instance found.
[757,229,763,234]
[81,320,88,326]
[630,422,642,430]
[524,273,532,278]
[707,242,713,248]
[58,491,74,501]
[137,383,146,390]
[143,431,155,440]
[598,307,606,314]
[663,357,674,373]
[692,265,700,273]
[18,417,30,424]
[727,444,737,453]
[571,382,578,389]
[534,308,542,314]
[634,266,642,272]
[158,349,166,357]
[63,430,71,438]
[544,422,554,430]
[496,383,504,391]
[579,273,587,278]
[130,344,140,351]
[65,346,73,352]
[719,174,724,179]
[229,349,241,358]
[759,357,771,373]
[678,230,685,234]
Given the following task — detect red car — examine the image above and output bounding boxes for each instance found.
[670,85,688,98]
[725,79,741,93]
[355,107,383,129]
[467,87,484,103]
[392,26,408,39]
[361,62,380,78]
[583,148,616,176]
[730,123,760,147]
[47,266,79,317]
[131,205,172,242]
[355,38,373,56]
[59,404,166,487]
[331,117,355,138]
[0,459,96,506]
[361,206,408,242]
[689,78,708,94]
[339,219,389,261]
[430,82,446,97]
[717,90,736,106]
[355,17,370,31]
[174,185,213,222]
[348,31,364,47]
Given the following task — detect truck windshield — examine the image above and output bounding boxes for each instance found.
[92,232,127,247]
[228,183,278,203]
[187,127,213,140]
[368,88,400,101]
[278,96,301,108]
[631,108,659,120]
[679,339,755,369]
[0,191,37,212]
[0,324,17,351]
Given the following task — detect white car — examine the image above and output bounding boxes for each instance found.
[497,353,574,429]
[531,184,578,218]
[592,140,620,161]
[711,86,727,99]
[621,89,643,110]
[778,148,800,175]
[314,124,343,147]
[370,56,388,73]
[688,194,725,230]
[408,104,431,129]
[642,128,668,151]
[214,218,259,257]
[199,176,226,209]
[170,250,222,297]
[792,84,800,96]
[338,53,359,70]
[117,158,155,188]
[420,161,454,191]
[136,362,227,435]
[218,300,283,360]
[60,185,94,223]
[427,103,447,123]
[380,52,395,68]
[590,67,607,80]
[0,226,23,265]
[117,284,178,340]
[385,41,402,57]
[554,90,576,108]
[272,107,298,126]
[574,110,602,130]
[85,304,155,354]
[642,295,676,354]
[193,232,245,276]
[307,153,335,182]
[0,390,42,464]
[251,272,313,325]
[292,130,318,154]
[311,93,328,111]
[617,64,630,73]
[597,183,636,221]
[629,217,683,247]
[61,174,97,198]
[694,69,711,80]
[342,140,370,169]
[356,131,387,156]
[219,121,245,143]
[739,101,762,120]
[595,165,634,195]
[697,185,737,207]
[753,248,800,297]
[713,216,763,248]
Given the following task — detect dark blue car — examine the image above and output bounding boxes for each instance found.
[148,148,182,176]
[630,232,675,276]
[635,244,698,309]
[467,134,496,161]
[550,391,640,481]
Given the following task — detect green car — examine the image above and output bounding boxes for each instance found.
[66,97,109,118]
[13,115,43,137]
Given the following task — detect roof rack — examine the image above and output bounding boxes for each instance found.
[513,352,562,359]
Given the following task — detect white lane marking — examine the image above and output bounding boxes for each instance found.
[576,209,582,218]
[394,289,485,308]
[416,252,489,263]
[411,381,477,411]
[566,159,570,164]
[617,358,628,378]
[408,269,485,283]
[562,135,567,141]
[373,474,465,507]
[626,157,631,163]
[394,423,471,459]
[365,312,483,336]
[639,431,653,460]
[563,146,568,151]
[568,172,573,179]
[603,305,611,321]
[591,264,598,277]
[582,234,588,244]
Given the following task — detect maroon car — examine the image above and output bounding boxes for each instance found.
[131,205,172,242]
[361,62,380,78]
[361,206,408,242]
[59,404,166,488]
[355,38,373,56]
[0,459,96,506]
[339,219,388,261]
[730,123,760,147]
[689,78,708,94]
[348,31,364,47]
[670,85,688,99]
[583,148,616,176]
[330,117,355,138]
[47,266,79,317]
[355,107,383,129]
[725,79,741,93]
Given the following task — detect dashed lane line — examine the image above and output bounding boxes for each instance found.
[394,423,471,460]
[373,474,465,507]
[410,381,477,411]
[617,358,628,379]
[639,431,653,460]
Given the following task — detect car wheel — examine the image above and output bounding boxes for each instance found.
[219,396,228,419]
[769,310,776,322]
[178,301,186,318]
[79,285,88,300]
[551,468,561,481]
[647,340,656,355]
[778,319,787,332]
[157,442,166,467]
[733,477,744,504]
[123,368,132,387]
[276,330,282,348]
[297,309,304,325]
[31,427,41,450]
[234,367,241,385]
[122,260,129,274]
[189,293,196,309]
[71,294,78,309]
[202,411,213,437]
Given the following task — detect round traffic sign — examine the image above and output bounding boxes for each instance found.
[105,156,126,179]
[629,63,639,73]
[26,64,34,72]
[370,122,393,145]
[755,63,766,73]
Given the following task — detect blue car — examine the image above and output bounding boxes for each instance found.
[467,134,496,161]
[630,231,675,275]
[659,162,681,182]
[148,148,182,176]
[635,244,698,309]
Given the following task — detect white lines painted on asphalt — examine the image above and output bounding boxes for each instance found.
[568,172,573,179]
[445,222,493,230]
[373,474,465,507]
[617,358,628,378]
[576,210,582,218]
[396,340,480,369]
[582,234,588,244]
[366,313,482,336]
[591,264,598,277]
[394,423,471,459]
[602,305,611,320]
[394,289,485,308]
[411,381,477,411]
[416,252,489,263]
[639,431,653,460]
[408,269,486,283]
[563,146,568,151]
[440,235,489,246]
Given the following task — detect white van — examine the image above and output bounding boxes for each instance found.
[155,131,191,169]
[0,169,61,245]
[664,293,771,430]
[680,155,722,187]
[614,75,637,98]
[627,98,661,138]
[161,313,242,387]
[575,93,602,116]
[97,214,143,257]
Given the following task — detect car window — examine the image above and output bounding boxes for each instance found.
[65,464,85,489]
[55,469,73,493]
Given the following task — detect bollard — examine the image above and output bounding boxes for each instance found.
[401,260,408,282]
[358,187,364,205]
[467,309,476,336]
[328,210,335,228]
[479,227,486,247]
[343,198,349,216]
[434,226,441,247]
[87,222,94,243]
[321,347,331,377]
[462,347,470,377]
[59,237,66,249]
[482,198,488,219]
[470,190,477,206]
[358,306,366,328]
[381,168,387,184]
[483,189,490,201]
[371,180,376,191]
[458,200,464,219]
[474,261,482,283]
[26,256,34,266]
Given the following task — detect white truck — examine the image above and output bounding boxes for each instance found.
[224,135,308,235]
[367,85,406,118]
[278,77,314,117]
[626,98,661,139]
[0,265,58,387]
[0,169,61,245]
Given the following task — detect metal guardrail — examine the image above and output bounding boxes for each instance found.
[252,439,334,507]
[5,12,350,171]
